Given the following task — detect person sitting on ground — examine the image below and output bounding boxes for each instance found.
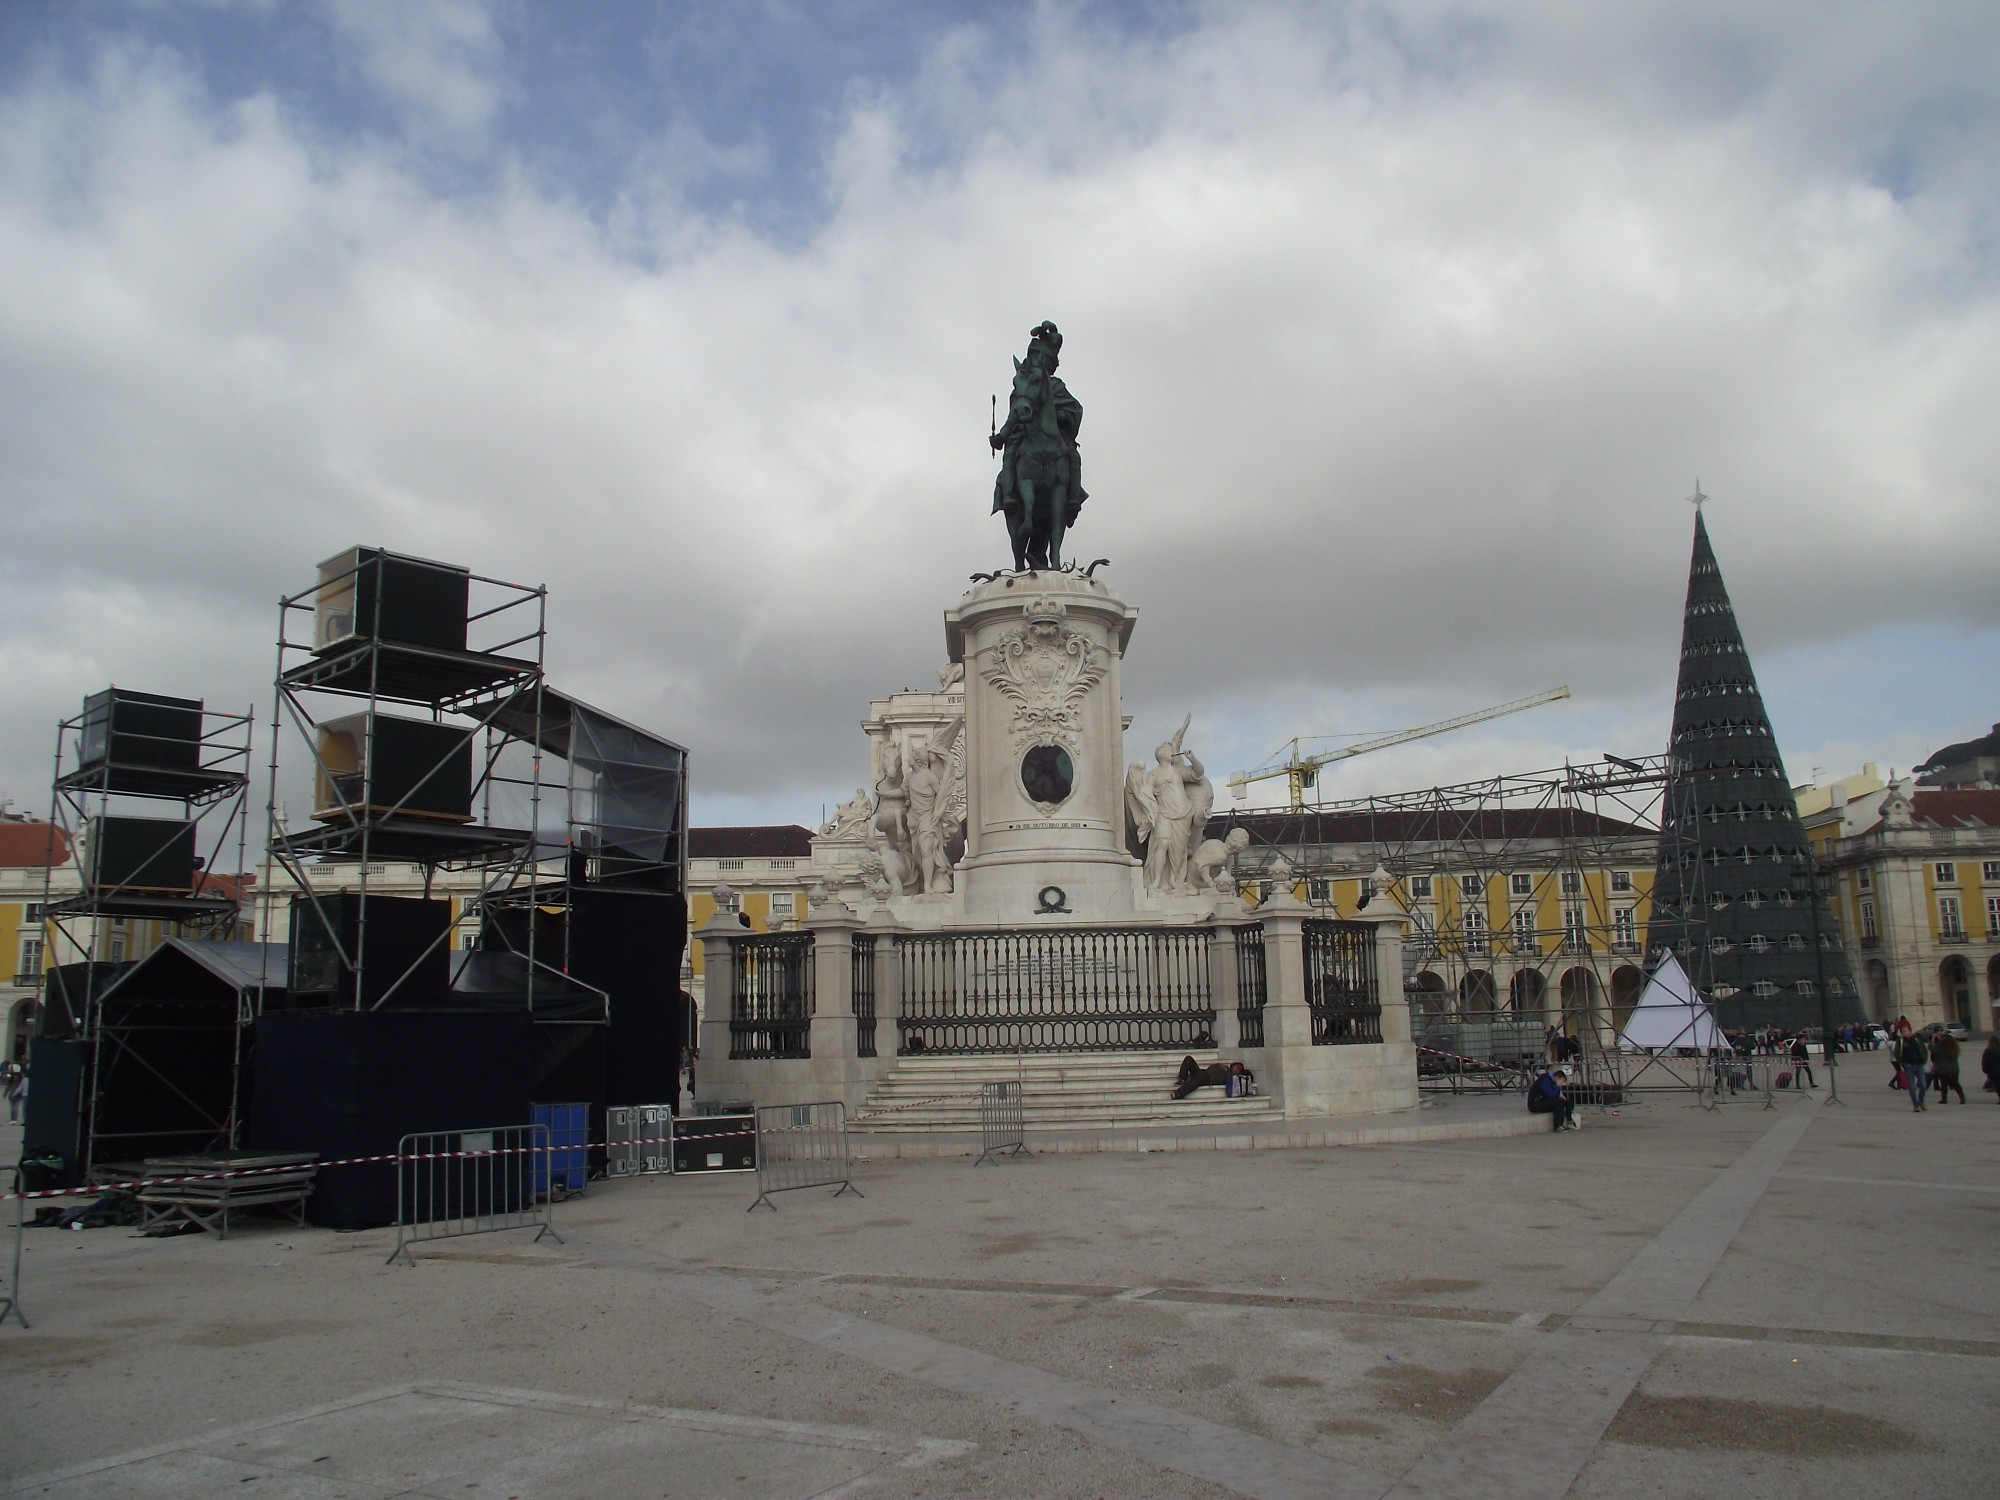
[1528,1065,1576,1131]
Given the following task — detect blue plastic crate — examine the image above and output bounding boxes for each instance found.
[531,1102,589,1194]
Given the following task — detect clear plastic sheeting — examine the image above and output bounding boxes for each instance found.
[479,688,687,892]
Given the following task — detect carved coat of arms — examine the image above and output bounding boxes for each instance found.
[979,597,1105,753]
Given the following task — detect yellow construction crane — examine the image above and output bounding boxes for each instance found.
[1228,687,1573,811]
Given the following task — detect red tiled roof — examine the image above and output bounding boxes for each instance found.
[194,871,254,902]
[0,821,71,869]
[689,826,817,859]
[1910,790,2000,830]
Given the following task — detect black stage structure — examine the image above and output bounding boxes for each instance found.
[251,549,688,1224]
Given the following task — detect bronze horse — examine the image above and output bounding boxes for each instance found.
[993,360,1084,572]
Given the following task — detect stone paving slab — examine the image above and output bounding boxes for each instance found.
[3,1086,1996,1497]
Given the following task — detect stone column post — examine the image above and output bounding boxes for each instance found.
[807,904,861,1066]
[696,913,742,1102]
[1257,889,1314,1050]
[867,905,905,1060]
[1207,915,1248,1051]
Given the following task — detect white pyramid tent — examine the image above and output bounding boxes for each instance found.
[1617,954,1725,1051]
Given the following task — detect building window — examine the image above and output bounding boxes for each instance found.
[1306,877,1332,904]
[1409,875,1433,900]
[1861,902,1877,940]
[1746,934,1770,954]
[1560,871,1581,896]
[1983,861,2000,883]
[1710,936,1733,955]
[22,904,42,924]
[1988,895,2000,935]
[1857,868,1871,890]
[18,938,43,982]
[1934,862,1958,886]
[109,938,126,963]
[1513,908,1538,953]
[768,893,796,921]
[1510,873,1532,897]
[1612,871,1633,893]
[1795,979,1816,996]
[1462,907,1488,956]
[1612,908,1637,951]
[715,890,742,916]
[1563,907,1587,953]
[1938,896,1964,939]
[1460,875,1483,899]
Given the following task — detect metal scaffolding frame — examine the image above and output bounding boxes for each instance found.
[259,551,550,1014]
[38,696,255,1177]
[1221,753,1719,1099]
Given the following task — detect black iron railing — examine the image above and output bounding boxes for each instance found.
[852,933,878,1059]
[896,927,1213,1054]
[1234,924,1267,1047]
[729,932,814,1059]
[1303,920,1381,1045]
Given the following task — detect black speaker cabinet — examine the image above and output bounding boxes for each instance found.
[78,688,203,776]
[314,546,470,654]
[313,712,474,823]
[287,892,451,1008]
[85,816,196,894]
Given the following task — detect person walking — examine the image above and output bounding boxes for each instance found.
[1,1059,22,1124]
[1981,1035,2000,1103]
[1789,1034,1817,1090]
[1898,1029,1930,1112]
[1930,1030,1965,1105]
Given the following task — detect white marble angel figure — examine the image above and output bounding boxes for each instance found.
[1124,715,1214,895]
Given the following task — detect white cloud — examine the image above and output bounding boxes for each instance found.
[0,4,1995,833]
[321,0,508,141]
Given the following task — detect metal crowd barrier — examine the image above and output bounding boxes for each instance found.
[2,1165,25,1330]
[748,1101,861,1212]
[975,1080,1031,1166]
[607,1104,676,1177]
[389,1123,562,1266]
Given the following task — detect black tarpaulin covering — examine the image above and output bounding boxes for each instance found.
[248,1012,530,1229]
[449,948,608,1021]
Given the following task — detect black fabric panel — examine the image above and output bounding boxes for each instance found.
[568,888,686,1107]
[21,1038,89,1187]
[248,1012,530,1229]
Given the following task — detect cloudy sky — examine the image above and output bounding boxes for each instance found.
[2,1,1995,838]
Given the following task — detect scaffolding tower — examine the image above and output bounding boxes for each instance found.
[261,548,552,1014]
[39,689,255,1175]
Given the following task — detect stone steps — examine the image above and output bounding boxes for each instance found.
[854,1050,1278,1132]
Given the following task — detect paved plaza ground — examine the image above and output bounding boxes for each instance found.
[2,1071,1996,1498]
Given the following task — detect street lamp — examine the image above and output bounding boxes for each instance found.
[1791,857,1843,1106]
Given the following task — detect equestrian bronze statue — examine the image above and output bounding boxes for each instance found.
[990,320,1087,571]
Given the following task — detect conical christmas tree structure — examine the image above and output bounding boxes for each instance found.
[1649,509,1858,1033]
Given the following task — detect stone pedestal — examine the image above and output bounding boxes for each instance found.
[945,571,1142,921]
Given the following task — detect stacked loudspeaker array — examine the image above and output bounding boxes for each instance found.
[264,547,550,1013]
[38,687,256,1176]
